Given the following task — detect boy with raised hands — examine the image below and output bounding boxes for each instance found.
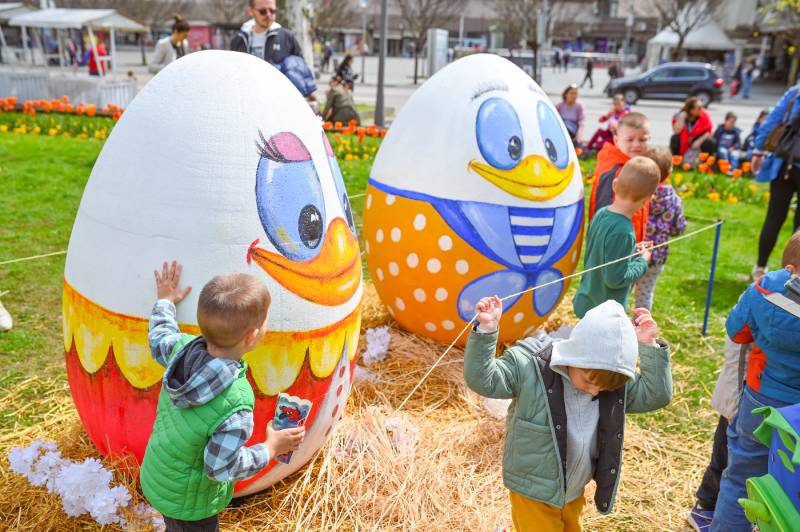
[464,297,672,531]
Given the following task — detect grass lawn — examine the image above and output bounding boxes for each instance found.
[0,132,796,527]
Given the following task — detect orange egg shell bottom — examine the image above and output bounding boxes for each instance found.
[363,184,583,345]
[63,281,360,493]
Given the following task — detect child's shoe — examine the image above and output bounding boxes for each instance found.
[686,504,714,532]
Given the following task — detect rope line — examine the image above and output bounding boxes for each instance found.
[0,250,66,266]
[395,220,723,411]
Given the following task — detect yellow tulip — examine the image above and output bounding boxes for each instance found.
[726,196,738,205]
[707,192,720,202]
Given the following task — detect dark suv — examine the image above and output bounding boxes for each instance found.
[606,62,724,107]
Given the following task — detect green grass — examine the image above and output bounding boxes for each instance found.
[0,132,796,445]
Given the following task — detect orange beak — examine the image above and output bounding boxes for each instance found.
[249,218,361,306]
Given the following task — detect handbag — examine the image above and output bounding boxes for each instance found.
[765,87,798,152]
[774,106,800,178]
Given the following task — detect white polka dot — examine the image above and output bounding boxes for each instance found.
[366,194,373,209]
[376,229,384,243]
[406,253,419,268]
[413,288,427,302]
[395,297,406,311]
[413,214,426,230]
[513,312,525,323]
[438,235,453,251]
[391,227,401,242]
[435,288,448,301]
[427,258,442,273]
[375,267,384,281]
[424,322,437,332]
[365,240,370,254]
[386,305,395,316]
[385,194,396,205]
[455,260,469,275]
[442,320,455,330]
[388,262,399,276]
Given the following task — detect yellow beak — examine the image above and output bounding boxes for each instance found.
[249,217,361,306]
[469,155,574,201]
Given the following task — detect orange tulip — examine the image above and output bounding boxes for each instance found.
[732,169,742,177]
[86,104,97,117]
[672,155,682,165]
[61,95,69,103]
[334,121,342,130]
[699,152,709,161]
[112,110,122,121]
[698,163,709,173]
[65,104,74,113]
[683,163,691,171]
[7,96,17,106]
[707,156,716,165]
[742,162,752,172]
[575,147,583,156]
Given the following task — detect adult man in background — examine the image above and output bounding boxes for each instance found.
[230,0,302,66]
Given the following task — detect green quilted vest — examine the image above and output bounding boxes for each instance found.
[139,335,255,520]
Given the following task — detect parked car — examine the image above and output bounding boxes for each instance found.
[606,62,724,107]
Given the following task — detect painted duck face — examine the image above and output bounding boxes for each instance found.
[363,54,583,345]
[62,51,362,496]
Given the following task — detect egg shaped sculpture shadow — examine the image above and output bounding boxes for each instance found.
[363,54,583,345]
[63,50,362,496]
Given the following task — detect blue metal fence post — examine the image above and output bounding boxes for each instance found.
[702,221,723,336]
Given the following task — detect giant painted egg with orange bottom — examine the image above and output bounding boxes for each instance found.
[63,50,361,496]
[363,54,583,344]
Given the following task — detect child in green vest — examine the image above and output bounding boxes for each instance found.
[464,296,672,531]
[573,156,661,318]
[139,261,305,531]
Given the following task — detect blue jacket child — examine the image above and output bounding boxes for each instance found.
[711,236,800,531]
[755,84,800,183]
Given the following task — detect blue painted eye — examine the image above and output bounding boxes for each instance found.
[537,101,570,170]
[323,133,357,236]
[476,97,524,170]
[255,132,326,261]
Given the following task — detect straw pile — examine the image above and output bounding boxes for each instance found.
[1,286,708,531]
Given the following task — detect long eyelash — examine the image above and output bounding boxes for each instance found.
[255,129,288,162]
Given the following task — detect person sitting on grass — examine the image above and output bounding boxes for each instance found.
[712,112,743,172]
[634,147,686,311]
[588,112,652,242]
[742,109,769,162]
[574,157,661,319]
[464,297,672,532]
[585,94,629,153]
[322,75,361,126]
[710,232,800,531]
[139,261,305,532]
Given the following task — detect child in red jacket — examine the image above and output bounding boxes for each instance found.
[588,112,651,242]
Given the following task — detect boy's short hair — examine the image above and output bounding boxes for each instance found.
[583,368,630,391]
[616,112,649,132]
[643,147,673,183]
[197,273,271,347]
[616,156,661,201]
[782,231,800,268]
[725,111,737,121]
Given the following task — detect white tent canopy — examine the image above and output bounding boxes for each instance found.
[8,8,145,32]
[0,3,35,23]
[648,20,736,51]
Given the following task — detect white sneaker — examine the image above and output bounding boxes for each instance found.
[0,300,11,332]
[751,265,768,282]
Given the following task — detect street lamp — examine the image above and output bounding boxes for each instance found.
[375,0,388,127]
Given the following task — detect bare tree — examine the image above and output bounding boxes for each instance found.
[209,0,246,24]
[310,0,357,40]
[649,0,723,60]
[396,0,468,84]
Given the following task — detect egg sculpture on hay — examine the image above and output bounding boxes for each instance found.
[62,51,362,496]
[364,54,583,344]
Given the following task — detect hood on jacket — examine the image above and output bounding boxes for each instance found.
[594,142,631,178]
[241,19,282,32]
[551,300,638,380]
[756,269,800,351]
[162,337,242,408]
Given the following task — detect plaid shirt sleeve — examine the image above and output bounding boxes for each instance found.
[204,410,270,481]
[148,299,183,368]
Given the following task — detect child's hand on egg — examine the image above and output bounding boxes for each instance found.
[475,296,502,333]
[154,260,192,305]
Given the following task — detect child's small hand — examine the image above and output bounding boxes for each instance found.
[154,260,192,304]
[265,421,306,458]
[632,308,659,347]
[636,241,653,262]
[475,295,502,332]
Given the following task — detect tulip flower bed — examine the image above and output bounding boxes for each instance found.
[0,97,121,140]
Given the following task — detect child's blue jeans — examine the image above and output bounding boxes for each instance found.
[717,147,740,169]
[710,386,790,531]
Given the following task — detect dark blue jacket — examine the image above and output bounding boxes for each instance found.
[727,268,800,403]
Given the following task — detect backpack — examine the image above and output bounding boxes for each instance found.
[765,87,798,152]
